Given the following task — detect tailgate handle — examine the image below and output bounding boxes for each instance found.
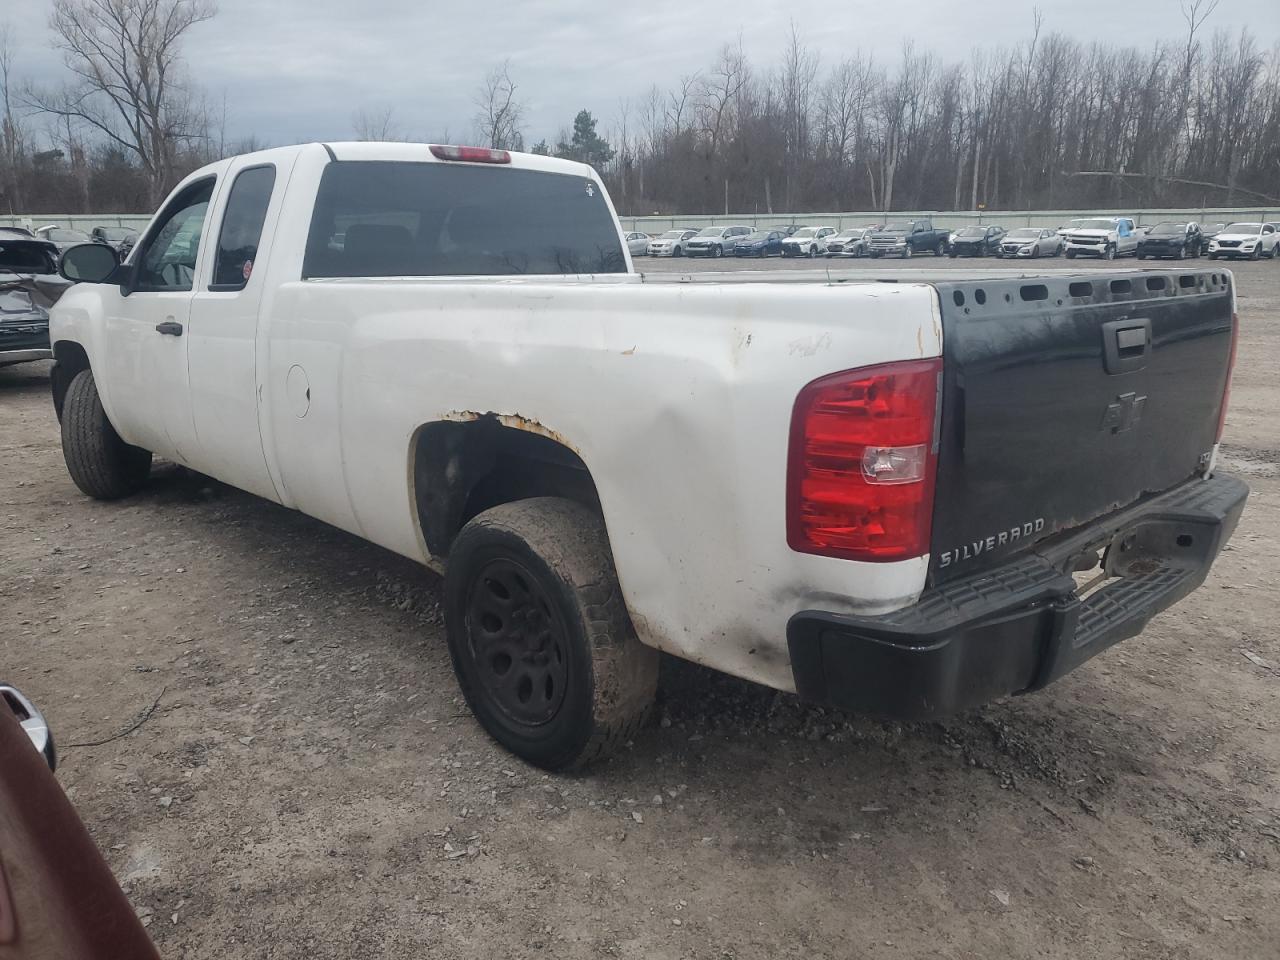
[1102,318,1151,374]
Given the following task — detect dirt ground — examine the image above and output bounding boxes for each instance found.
[2,255,1278,960]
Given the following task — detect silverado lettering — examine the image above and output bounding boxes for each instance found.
[938,520,1047,568]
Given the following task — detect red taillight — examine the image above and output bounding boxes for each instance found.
[1215,312,1238,443]
[429,144,511,164]
[787,359,942,562]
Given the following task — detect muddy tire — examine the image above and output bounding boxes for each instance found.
[60,369,151,500]
[443,497,658,771]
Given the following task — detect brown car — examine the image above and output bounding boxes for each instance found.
[0,684,160,960]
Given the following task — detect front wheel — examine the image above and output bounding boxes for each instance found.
[444,498,658,771]
[902,245,912,259]
[1065,249,1077,259]
[712,245,723,259]
[673,246,683,258]
[934,240,945,257]
[1104,244,1116,261]
[1251,246,1261,261]
[60,369,152,500]
[1208,252,1219,260]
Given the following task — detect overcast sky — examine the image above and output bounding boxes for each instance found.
[6,0,1277,146]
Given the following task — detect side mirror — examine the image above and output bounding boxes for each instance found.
[59,242,119,284]
[1,684,56,772]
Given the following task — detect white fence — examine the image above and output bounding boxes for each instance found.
[618,207,1280,232]
[5,207,1277,236]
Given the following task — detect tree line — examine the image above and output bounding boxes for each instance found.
[2,1,1277,217]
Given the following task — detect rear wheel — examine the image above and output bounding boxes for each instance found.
[60,369,151,500]
[443,498,658,771]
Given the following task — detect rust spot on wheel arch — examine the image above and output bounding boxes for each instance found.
[439,411,581,456]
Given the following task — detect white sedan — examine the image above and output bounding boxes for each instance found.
[624,232,652,256]
[646,229,697,258]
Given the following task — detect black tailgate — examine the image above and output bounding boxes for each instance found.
[929,270,1234,583]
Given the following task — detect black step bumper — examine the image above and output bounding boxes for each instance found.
[787,473,1248,719]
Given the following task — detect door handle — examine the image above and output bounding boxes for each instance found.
[155,321,184,336]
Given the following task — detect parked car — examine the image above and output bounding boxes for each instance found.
[50,141,1246,772]
[0,683,163,959]
[780,225,837,258]
[684,224,751,258]
[92,225,140,258]
[623,231,651,257]
[1062,217,1138,259]
[948,225,1006,257]
[1199,222,1226,256]
[733,229,784,257]
[1207,221,1280,260]
[646,228,697,257]
[824,226,880,258]
[999,227,1063,259]
[867,219,949,258]
[34,225,94,256]
[1137,222,1202,260]
[1,234,67,367]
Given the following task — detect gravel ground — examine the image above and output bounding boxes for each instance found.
[2,254,1278,959]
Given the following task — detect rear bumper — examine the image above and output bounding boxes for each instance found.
[788,473,1248,719]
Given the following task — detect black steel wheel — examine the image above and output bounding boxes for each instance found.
[444,498,658,770]
[464,557,570,726]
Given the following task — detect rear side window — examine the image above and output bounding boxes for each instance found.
[212,165,275,290]
[303,161,626,278]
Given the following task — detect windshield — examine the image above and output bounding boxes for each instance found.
[955,227,987,238]
[694,227,724,237]
[1069,219,1118,230]
[744,231,771,240]
[836,229,863,239]
[791,227,816,238]
[659,230,685,239]
[1225,223,1261,234]
[882,221,912,232]
[0,240,57,273]
[1148,222,1186,236]
[1008,228,1040,239]
[48,228,91,242]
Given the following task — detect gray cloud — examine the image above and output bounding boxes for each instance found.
[6,0,1274,146]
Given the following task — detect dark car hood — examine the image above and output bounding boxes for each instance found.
[0,273,72,313]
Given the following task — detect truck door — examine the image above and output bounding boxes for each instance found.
[99,177,214,463]
[185,156,295,502]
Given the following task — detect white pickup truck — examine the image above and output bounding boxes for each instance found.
[49,143,1247,770]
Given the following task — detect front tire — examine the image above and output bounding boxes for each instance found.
[60,369,151,500]
[1104,243,1116,261]
[712,245,723,259]
[443,498,658,771]
[673,246,683,258]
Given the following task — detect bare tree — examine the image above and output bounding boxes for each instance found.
[27,0,215,204]
[473,60,524,151]
[352,105,400,141]
[0,24,25,212]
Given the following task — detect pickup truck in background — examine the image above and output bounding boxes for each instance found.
[867,218,950,258]
[1062,216,1138,259]
[48,142,1247,770]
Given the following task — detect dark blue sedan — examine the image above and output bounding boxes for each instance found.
[733,230,784,257]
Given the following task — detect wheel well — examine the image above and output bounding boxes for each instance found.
[51,340,90,421]
[412,416,601,558]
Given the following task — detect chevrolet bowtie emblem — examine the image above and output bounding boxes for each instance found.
[1101,392,1147,434]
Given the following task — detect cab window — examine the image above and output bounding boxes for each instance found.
[211,165,276,290]
[135,178,215,292]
